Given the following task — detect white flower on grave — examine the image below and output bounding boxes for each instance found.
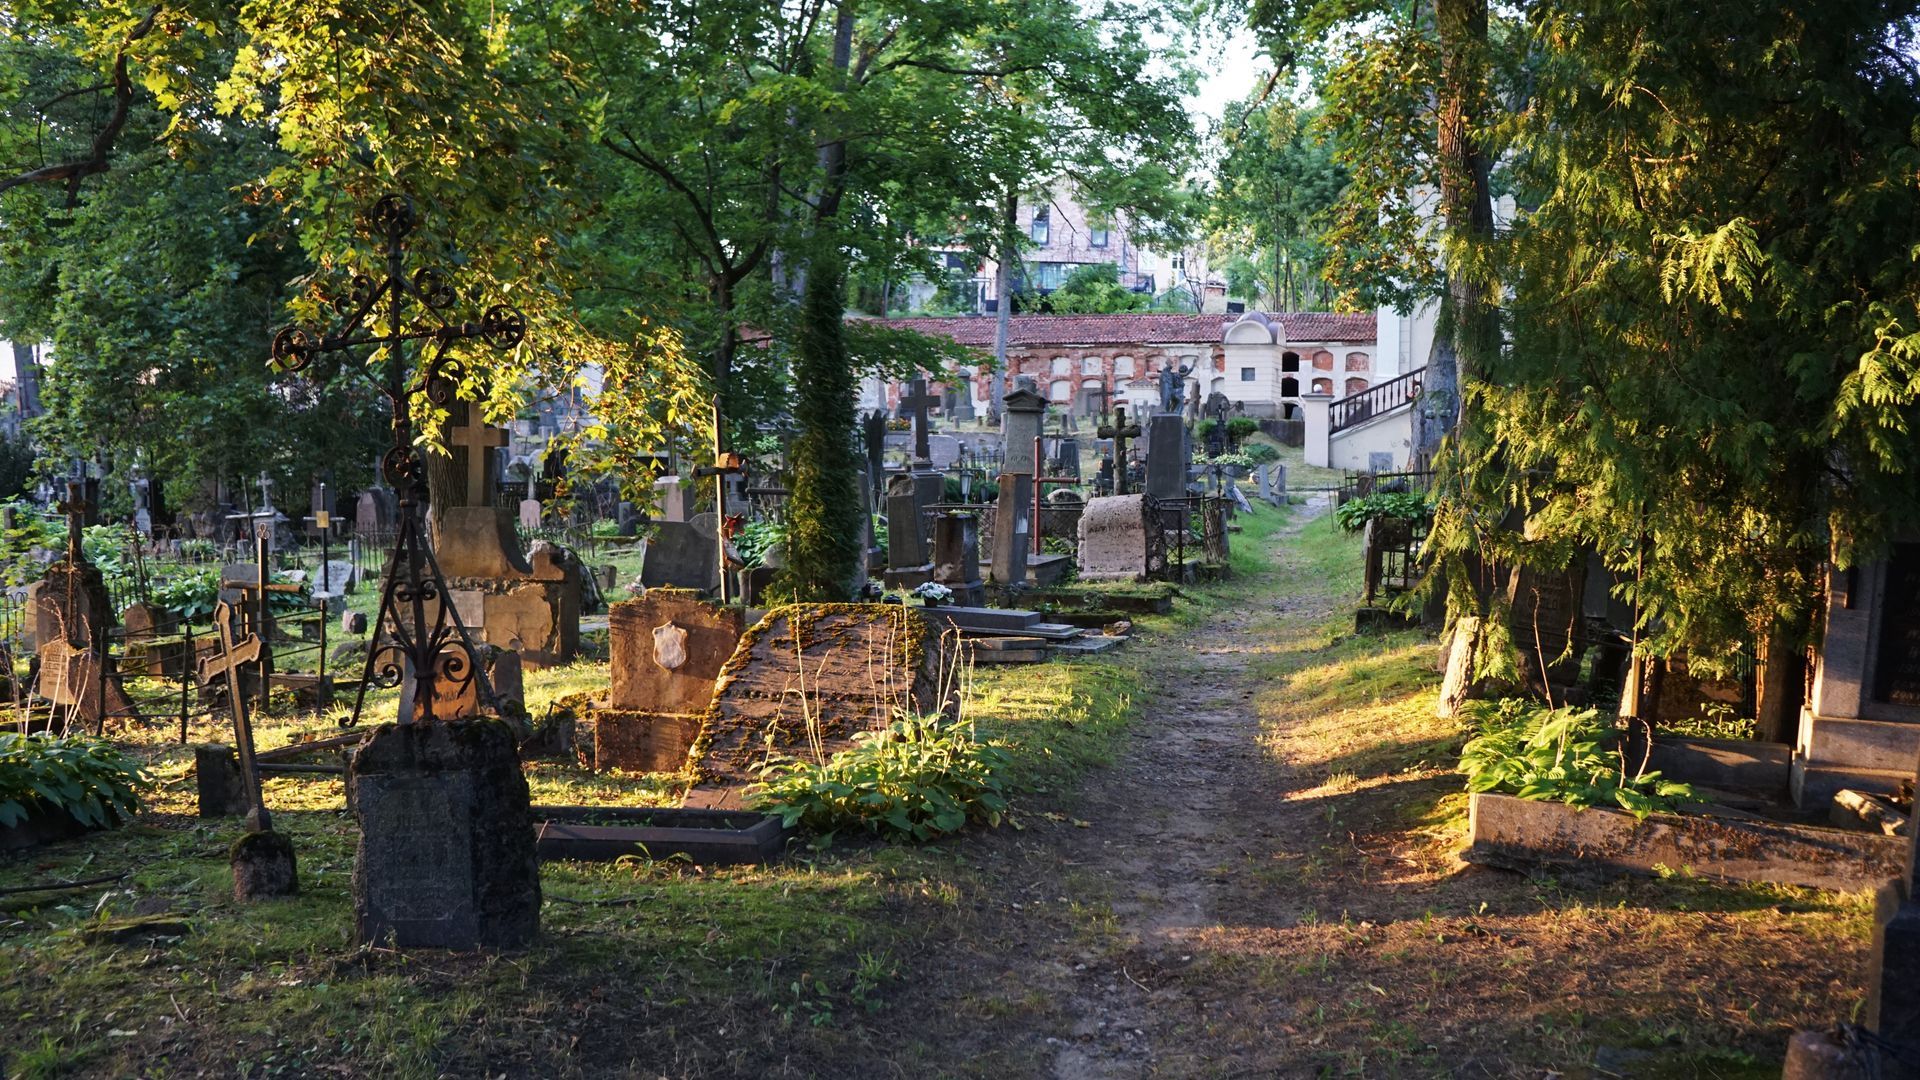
[910,582,954,604]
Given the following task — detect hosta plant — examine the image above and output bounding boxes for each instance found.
[1458,699,1693,819]
[749,713,1013,846]
[0,733,152,829]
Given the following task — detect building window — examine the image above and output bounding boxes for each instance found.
[1031,207,1051,245]
[1170,252,1186,274]
[1090,227,1110,248]
[1281,352,1300,373]
[1281,377,1299,397]
[1311,378,1332,394]
[1240,367,1256,382]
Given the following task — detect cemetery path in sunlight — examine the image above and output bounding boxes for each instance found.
[901,491,1864,1080]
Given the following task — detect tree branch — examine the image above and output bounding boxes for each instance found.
[0,8,159,206]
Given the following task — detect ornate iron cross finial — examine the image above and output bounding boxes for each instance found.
[268,194,527,727]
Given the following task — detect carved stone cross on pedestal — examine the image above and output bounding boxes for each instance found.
[1097,406,1143,496]
[450,403,509,506]
[900,378,940,465]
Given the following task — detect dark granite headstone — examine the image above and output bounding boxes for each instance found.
[1144,413,1187,502]
[642,516,720,592]
[350,720,539,949]
[931,512,985,606]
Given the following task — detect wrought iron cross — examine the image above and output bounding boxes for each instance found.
[900,378,939,465]
[56,481,87,564]
[269,194,526,726]
[1097,406,1143,496]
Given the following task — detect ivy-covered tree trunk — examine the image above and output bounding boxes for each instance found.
[779,256,863,600]
[1418,0,1498,464]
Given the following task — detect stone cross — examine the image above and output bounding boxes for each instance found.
[57,481,87,564]
[1097,406,1143,496]
[450,404,509,506]
[900,378,939,464]
[257,471,274,511]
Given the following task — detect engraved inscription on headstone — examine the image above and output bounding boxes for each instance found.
[361,774,472,927]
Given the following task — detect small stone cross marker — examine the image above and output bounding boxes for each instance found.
[451,405,509,506]
[1097,406,1143,496]
[901,378,939,465]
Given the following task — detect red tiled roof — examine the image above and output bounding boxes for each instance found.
[878,312,1376,347]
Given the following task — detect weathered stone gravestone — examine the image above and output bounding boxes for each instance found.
[121,601,185,677]
[518,498,542,530]
[883,474,934,590]
[931,512,985,606]
[608,591,746,715]
[642,513,721,593]
[926,433,963,470]
[313,560,355,610]
[349,719,540,949]
[437,535,582,670]
[356,488,395,535]
[1077,494,1160,582]
[686,604,952,806]
[1001,381,1047,476]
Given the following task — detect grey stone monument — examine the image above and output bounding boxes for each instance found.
[1001,381,1048,476]
[989,473,1033,587]
[1144,412,1188,502]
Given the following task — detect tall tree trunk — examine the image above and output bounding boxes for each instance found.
[1418,0,1497,464]
[780,0,862,599]
[992,184,1016,414]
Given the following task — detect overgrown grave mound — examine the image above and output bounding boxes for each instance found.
[687,603,955,807]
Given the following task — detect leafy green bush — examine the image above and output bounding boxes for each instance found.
[1226,416,1260,446]
[0,732,152,829]
[1242,442,1282,465]
[1333,490,1430,532]
[1458,699,1692,819]
[749,713,1013,845]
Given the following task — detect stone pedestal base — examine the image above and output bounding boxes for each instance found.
[231,831,299,901]
[350,720,539,949]
[594,710,700,773]
[884,565,935,591]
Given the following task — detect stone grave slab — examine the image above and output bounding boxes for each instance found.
[608,591,747,714]
[688,605,950,804]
